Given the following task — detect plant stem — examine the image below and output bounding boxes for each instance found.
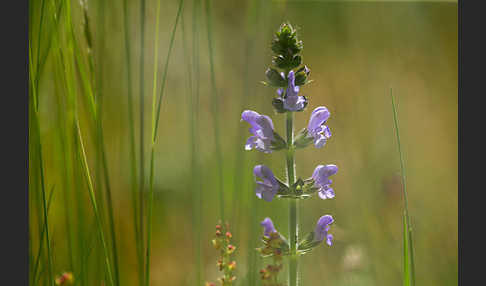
[286,111,299,286]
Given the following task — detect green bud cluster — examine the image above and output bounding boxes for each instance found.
[264,22,311,88]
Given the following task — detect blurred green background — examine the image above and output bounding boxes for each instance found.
[29,0,457,285]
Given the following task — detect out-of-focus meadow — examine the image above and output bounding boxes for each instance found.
[29,0,457,285]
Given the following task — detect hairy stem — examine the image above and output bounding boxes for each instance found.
[286,111,299,286]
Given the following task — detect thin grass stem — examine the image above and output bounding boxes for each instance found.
[204,0,225,223]
[190,0,202,284]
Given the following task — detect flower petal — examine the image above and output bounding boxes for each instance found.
[321,165,338,177]
[314,134,327,148]
[326,234,333,246]
[261,217,277,236]
[241,110,260,125]
[261,189,276,202]
[318,187,335,200]
[308,106,330,133]
[256,115,275,140]
[254,165,278,186]
[314,215,334,241]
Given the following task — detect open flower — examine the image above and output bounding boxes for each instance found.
[277,70,306,111]
[312,164,338,199]
[254,165,280,202]
[261,217,277,236]
[241,110,276,153]
[307,106,331,148]
[314,215,334,246]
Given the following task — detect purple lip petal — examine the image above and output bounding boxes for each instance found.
[253,165,279,202]
[261,217,277,236]
[241,110,275,153]
[307,106,331,147]
[312,165,338,200]
[314,215,334,242]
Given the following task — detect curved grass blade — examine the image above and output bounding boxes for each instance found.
[31,185,55,285]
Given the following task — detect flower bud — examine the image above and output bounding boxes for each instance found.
[228,261,236,271]
[265,68,287,87]
[227,244,236,254]
[225,231,232,239]
[295,65,310,86]
[212,239,221,249]
[55,272,74,285]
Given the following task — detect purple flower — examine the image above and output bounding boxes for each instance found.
[277,71,306,111]
[307,106,331,148]
[261,217,277,236]
[312,164,338,200]
[254,165,280,202]
[241,110,275,153]
[314,215,334,246]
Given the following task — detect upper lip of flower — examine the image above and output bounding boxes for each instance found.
[242,111,274,139]
[314,215,334,242]
[261,217,277,235]
[308,106,330,134]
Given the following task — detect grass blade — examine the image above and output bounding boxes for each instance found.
[145,1,185,285]
[79,2,121,284]
[139,4,147,272]
[391,88,416,286]
[122,0,143,284]
[76,121,115,286]
[31,185,55,285]
[402,211,410,286]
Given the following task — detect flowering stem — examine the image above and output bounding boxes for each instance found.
[286,111,299,286]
